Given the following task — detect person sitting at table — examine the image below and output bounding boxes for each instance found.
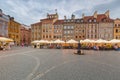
[113,44,118,50]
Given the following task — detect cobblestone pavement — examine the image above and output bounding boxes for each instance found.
[0,47,120,80]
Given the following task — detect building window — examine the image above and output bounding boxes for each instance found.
[43,35,45,38]
[54,36,56,38]
[49,35,51,38]
[95,35,97,38]
[77,20,79,22]
[102,18,106,22]
[89,19,92,22]
[71,31,73,33]
[76,36,77,38]
[81,20,83,22]
[64,31,66,34]
[67,19,70,22]
[116,29,118,33]
[115,24,117,27]
[119,24,120,27]
[68,26,70,29]
[82,30,84,33]
[68,31,70,34]
[64,26,67,29]
[43,29,45,32]
[71,26,74,29]
[46,35,48,38]
[94,19,96,22]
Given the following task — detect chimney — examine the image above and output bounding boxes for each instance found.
[105,10,109,18]
[93,11,97,18]
[10,17,14,20]
[64,15,66,19]
[82,13,85,18]
[0,9,2,13]
[71,14,75,19]
[47,13,49,18]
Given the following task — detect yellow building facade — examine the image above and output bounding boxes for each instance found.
[31,22,42,41]
[114,18,120,39]
[8,17,21,45]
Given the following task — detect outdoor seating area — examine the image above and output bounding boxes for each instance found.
[0,37,14,50]
[31,39,120,51]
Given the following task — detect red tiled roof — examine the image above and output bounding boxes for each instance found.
[97,14,113,22]
[40,18,55,21]
[83,16,94,22]
[54,20,64,25]
[97,14,107,22]
[82,14,113,22]
[31,22,42,26]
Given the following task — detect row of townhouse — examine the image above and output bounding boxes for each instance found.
[0,9,31,45]
[31,10,120,41]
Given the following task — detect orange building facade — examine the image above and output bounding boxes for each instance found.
[8,17,21,45]
[114,18,120,39]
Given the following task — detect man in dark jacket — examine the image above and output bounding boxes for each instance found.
[77,41,81,54]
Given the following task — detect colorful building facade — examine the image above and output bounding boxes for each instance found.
[20,24,31,45]
[114,18,120,39]
[0,9,9,37]
[31,22,42,41]
[53,20,64,40]
[31,11,115,41]
[40,13,58,40]
[8,17,21,45]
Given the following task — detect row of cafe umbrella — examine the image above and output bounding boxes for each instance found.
[80,39,120,44]
[31,39,79,44]
[31,39,120,44]
[31,39,120,48]
[31,39,79,48]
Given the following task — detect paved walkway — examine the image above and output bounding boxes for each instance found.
[0,47,120,80]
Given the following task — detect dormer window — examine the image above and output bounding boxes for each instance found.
[71,20,73,22]
[67,19,70,22]
[94,19,96,22]
[89,19,92,22]
[81,20,83,22]
[77,20,80,22]
[102,18,106,22]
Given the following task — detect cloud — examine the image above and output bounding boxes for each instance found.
[0,0,119,25]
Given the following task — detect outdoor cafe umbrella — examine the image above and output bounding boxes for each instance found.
[108,39,120,43]
[95,39,108,43]
[53,39,65,43]
[0,37,13,42]
[38,40,49,43]
[31,40,39,44]
[82,39,94,43]
[66,39,78,43]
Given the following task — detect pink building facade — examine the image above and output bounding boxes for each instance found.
[20,24,31,46]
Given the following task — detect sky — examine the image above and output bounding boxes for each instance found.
[0,0,120,26]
